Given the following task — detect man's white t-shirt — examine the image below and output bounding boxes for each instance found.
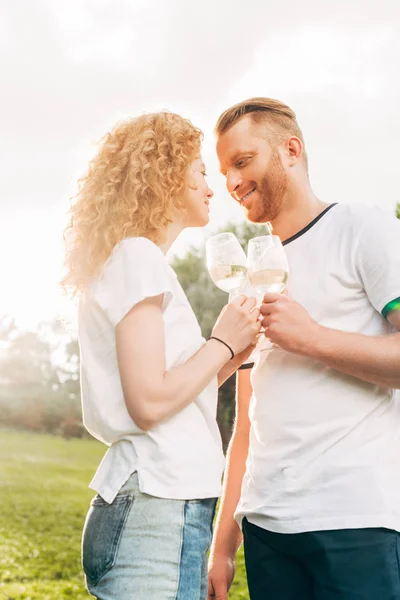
[236,204,400,534]
[78,237,225,503]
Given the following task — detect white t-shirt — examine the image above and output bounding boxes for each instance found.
[236,203,400,534]
[79,236,225,503]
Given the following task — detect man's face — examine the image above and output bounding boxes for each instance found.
[216,115,288,223]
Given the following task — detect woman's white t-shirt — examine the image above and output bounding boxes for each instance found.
[78,237,225,503]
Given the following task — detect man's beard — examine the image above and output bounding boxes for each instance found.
[248,150,288,223]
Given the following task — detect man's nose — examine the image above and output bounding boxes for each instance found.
[226,171,242,196]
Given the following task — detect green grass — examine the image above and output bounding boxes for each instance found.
[0,430,249,599]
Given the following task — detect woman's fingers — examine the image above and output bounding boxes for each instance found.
[230,294,258,311]
[242,296,258,312]
[230,294,248,306]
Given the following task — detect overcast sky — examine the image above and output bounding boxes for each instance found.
[1,0,399,326]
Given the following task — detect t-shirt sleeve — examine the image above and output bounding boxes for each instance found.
[238,362,254,370]
[356,209,400,319]
[93,237,173,327]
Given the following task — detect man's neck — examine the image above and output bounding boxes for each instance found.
[270,186,329,242]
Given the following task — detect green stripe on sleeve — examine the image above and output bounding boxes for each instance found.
[382,296,400,319]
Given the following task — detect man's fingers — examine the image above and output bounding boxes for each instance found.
[261,317,270,330]
[208,586,227,600]
[262,292,289,304]
[208,577,228,600]
[260,302,281,316]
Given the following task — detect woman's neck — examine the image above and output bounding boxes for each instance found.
[158,220,184,255]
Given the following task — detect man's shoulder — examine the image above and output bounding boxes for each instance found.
[334,203,383,221]
[332,203,397,232]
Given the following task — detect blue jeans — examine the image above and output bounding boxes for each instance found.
[82,472,217,600]
[243,518,400,599]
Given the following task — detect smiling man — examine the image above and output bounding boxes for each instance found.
[208,98,400,600]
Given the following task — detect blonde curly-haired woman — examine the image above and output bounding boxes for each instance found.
[62,112,260,600]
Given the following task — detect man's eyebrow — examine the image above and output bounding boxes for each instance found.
[230,151,245,162]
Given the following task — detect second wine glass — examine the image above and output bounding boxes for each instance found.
[247,235,289,294]
[247,235,289,354]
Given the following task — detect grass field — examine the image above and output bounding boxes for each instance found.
[0,429,248,599]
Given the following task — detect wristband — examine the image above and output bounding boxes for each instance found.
[208,336,235,360]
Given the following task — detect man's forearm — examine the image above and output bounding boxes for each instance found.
[210,430,249,559]
[302,327,400,389]
[218,363,237,388]
[218,346,255,387]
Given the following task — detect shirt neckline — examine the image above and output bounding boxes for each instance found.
[282,203,338,246]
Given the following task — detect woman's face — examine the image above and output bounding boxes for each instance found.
[182,157,214,227]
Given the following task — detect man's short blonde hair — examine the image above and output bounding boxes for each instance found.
[215,97,307,168]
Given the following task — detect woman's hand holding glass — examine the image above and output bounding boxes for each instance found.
[211,294,261,356]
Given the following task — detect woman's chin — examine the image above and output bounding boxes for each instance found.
[194,215,210,228]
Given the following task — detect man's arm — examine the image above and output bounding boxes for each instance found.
[261,295,400,389]
[208,369,252,600]
[302,309,400,388]
[217,344,256,387]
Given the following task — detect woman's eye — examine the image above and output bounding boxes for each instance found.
[202,171,208,177]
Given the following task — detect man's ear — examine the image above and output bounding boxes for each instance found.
[286,136,303,166]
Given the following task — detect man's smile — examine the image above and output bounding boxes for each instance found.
[239,187,256,205]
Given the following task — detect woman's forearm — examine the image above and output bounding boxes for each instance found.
[124,338,231,429]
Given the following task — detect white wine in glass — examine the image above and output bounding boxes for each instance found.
[208,264,248,294]
[206,232,248,298]
[247,235,289,295]
[248,268,288,294]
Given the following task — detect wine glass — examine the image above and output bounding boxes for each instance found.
[206,232,248,299]
[247,235,289,352]
[247,235,289,294]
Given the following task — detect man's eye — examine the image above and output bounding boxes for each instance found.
[202,171,208,177]
[236,158,248,168]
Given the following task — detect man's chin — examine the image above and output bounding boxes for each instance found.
[246,206,271,224]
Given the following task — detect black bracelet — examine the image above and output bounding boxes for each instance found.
[208,336,235,360]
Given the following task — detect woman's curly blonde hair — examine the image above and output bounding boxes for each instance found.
[62,111,203,295]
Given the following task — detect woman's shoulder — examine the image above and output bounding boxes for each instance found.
[86,236,175,323]
[113,236,165,260]
[88,237,169,293]
[101,236,168,275]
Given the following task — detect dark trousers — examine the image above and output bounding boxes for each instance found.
[243,518,400,600]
